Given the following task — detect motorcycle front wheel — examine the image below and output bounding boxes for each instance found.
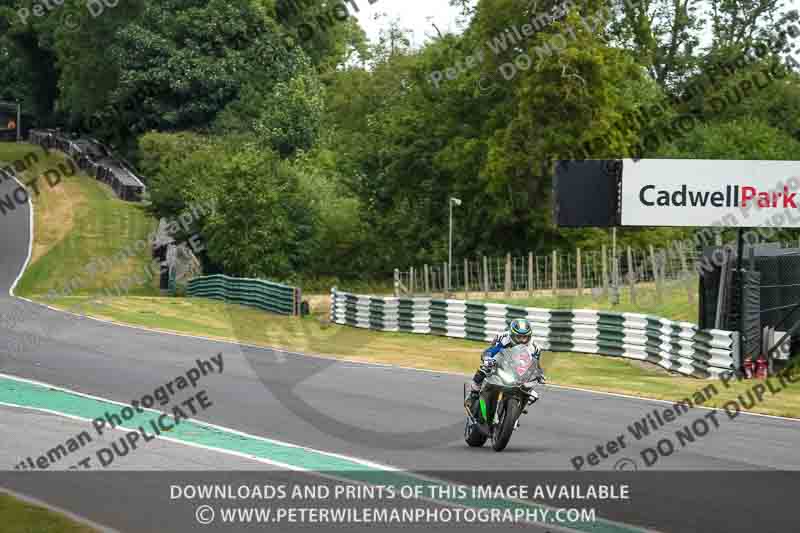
[492,398,521,452]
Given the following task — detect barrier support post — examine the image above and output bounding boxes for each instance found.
[602,245,608,297]
[678,244,694,303]
[650,244,663,302]
[294,287,302,316]
[483,256,489,298]
[627,246,636,305]
[504,253,512,296]
[528,252,534,297]
[464,258,470,300]
[442,261,450,298]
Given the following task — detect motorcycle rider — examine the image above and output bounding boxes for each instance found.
[465,318,545,412]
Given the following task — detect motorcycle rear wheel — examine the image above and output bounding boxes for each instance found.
[492,398,521,452]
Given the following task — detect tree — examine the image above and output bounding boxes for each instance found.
[203,145,316,279]
[483,6,660,250]
[215,67,325,156]
[660,115,800,159]
[608,0,706,87]
[0,0,61,121]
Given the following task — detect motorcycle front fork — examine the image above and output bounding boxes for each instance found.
[522,393,537,413]
[509,395,536,429]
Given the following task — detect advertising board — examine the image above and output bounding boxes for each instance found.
[620,159,800,227]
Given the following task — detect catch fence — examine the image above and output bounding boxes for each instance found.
[396,245,700,299]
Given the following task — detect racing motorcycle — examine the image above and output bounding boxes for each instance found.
[463,344,544,452]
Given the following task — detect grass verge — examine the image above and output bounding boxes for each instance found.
[489,282,698,322]
[0,492,97,533]
[1,143,159,297]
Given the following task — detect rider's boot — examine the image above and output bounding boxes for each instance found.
[464,381,481,415]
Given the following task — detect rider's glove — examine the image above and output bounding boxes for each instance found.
[481,358,497,372]
[537,373,547,384]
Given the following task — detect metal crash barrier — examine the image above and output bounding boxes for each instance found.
[330,288,738,379]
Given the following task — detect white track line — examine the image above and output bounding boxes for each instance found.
[543,382,800,423]
[0,400,307,472]
[7,172,34,297]
[0,371,397,472]
[0,379,640,533]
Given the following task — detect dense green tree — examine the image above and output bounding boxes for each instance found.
[0,37,28,103]
[660,117,800,244]
[290,147,369,277]
[270,0,371,70]
[138,131,221,218]
[139,133,318,279]
[202,145,316,279]
[0,0,60,120]
[3,0,800,283]
[661,115,800,159]
[215,67,325,156]
[608,0,706,87]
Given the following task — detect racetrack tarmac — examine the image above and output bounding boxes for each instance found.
[1,174,799,532]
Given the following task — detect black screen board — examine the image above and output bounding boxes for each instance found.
[553,160,621,227]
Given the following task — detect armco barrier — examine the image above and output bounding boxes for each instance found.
[28,129,146,202]
[330,288,739,379]
[187,274,301,316]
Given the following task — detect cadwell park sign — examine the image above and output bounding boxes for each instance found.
[620,159,800,228]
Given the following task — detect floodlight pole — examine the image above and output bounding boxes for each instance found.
[449,197,462,295]
[16,101,20,142]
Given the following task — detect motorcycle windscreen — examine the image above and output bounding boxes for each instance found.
[499,345,538,382]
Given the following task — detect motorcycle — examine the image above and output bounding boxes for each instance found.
[463,344,544,452]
